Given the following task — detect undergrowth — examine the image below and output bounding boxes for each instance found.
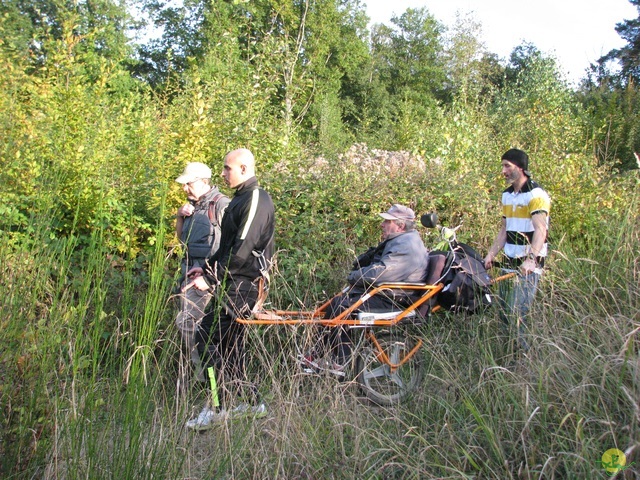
[1,180,638,478]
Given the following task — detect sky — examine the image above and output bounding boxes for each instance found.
[365,0,638,85]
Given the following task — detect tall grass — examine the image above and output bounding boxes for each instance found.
[2,165,639,479]
[0,122,637,478]
[3,11,639,476]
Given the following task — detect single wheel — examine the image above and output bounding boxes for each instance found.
[355,331,424,405]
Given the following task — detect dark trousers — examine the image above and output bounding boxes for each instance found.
[196,280,259,407]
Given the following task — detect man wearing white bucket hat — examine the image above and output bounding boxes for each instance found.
[175,162,230,382]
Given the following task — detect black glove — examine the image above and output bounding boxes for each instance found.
[353,246,376,270]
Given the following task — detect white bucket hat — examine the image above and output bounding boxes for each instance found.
[175,162,212,184]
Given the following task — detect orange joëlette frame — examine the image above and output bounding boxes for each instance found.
[235,283,444,327]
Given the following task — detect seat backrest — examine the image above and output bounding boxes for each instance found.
[425,253,447,285]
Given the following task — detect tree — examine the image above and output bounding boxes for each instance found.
[579,74,640,171]
[371,7,446,106]
[490,43,579,154]
[134,0,371,148]
[360,7,447,147]
[0,0,133,76]
[504,43,559,86]
[599,0,640,85]
[301,0,371,150]
[442,11,505,102]
[580,1,640,170]
[132,0,208,87]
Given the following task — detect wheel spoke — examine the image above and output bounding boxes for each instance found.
[356,332,424,405]
[388,343,403,365]
[363,364,388,380]
[388,372,407,389]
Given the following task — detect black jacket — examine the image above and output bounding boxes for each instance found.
[204,176,275,285]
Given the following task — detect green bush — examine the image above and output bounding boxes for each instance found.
[1,7,639,478]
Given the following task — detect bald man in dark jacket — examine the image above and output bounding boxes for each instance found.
[185,148,275,430]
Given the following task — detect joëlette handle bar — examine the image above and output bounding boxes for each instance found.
[491,272,517,283]
[489,261,521,284]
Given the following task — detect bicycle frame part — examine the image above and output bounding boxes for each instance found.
[366,329,422,374]
[491,272,517,284]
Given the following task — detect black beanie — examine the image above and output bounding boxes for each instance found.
[502,149,531,177]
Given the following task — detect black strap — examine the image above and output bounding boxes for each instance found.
[207,192,225,225]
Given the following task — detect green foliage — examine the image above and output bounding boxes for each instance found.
[361,7,447,147]
[442,13,505,102]
[580,79,640,171]
[311,90,354,154]
[134,0,208,87]
[582,2,640,173]
[373,8,446,104]
[2,2,640,477]
[598,0,640,84]
[0,0,133,76]
[0,4,167,254]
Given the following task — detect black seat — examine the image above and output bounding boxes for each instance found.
[425,252,447,285]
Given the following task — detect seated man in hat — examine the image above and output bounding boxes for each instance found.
[301,204,429,375]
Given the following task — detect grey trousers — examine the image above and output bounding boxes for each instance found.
[176,282,212,381]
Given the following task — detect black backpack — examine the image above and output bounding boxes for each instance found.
[433,243,493,314]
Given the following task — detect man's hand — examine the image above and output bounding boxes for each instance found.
[177,203,195,217]
[483,254,494,270]
[183,275,211,292]
[186,266,203,278]
[520,258,536,275]
[182,266,209,292]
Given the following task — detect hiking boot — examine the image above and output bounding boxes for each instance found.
[326,360,346,377]
[298,351,321,373]
[186,406,227,431]
[229,402,268,419]
[299,354,345,377]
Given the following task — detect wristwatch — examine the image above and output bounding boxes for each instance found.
[526,253,536,262]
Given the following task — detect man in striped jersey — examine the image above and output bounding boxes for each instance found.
[484,149,550,352]
[185,148,275,429]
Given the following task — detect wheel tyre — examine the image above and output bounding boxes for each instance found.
[355,332,424,406]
